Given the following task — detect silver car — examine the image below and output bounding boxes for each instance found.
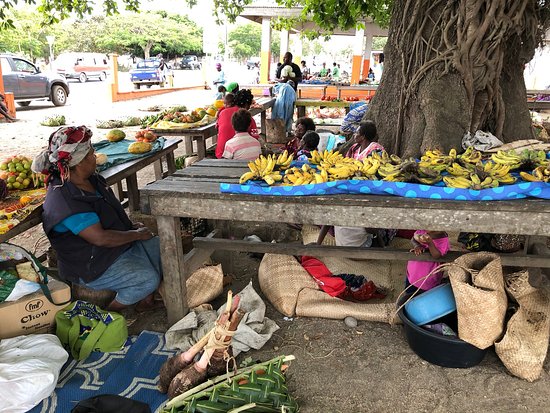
[1,54,70,107]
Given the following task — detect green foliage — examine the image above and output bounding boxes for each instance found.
[227,23,280,60]
[0,8,52,60]
[372,36,387,51]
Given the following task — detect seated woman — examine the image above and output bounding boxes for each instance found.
[216,89,259,158]
[317,120,394,247]
[32,126,162,311]
[285,116,316,155]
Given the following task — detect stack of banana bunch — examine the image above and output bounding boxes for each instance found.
[239,151,294,185]
[309,150,345,168]
[419,149,458,172]
[284,163,329,185]
[520,165,550,182]
[491,149,548,171]
[443,162,516,189]
[378,158,442,184]
[456,146,483,165]
[310,150,385,181]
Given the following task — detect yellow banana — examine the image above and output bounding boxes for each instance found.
[239,171,257,184]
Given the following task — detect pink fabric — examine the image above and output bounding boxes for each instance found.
[222,132,261,160]
[216,107,259,158]
[346,142,385,160]
[406,230,450,290]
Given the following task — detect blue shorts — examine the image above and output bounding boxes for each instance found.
[82,237,162,305]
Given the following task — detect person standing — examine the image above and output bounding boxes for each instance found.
[331,62,340,80]
[213,62,225,88]
[275,52,302,91]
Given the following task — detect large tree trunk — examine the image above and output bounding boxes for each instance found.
[367,0,540,157]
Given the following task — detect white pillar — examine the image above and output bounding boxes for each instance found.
[293,33,303,64]
[280,29,289,61]
[351,28,364,85]
[260,17,272,84]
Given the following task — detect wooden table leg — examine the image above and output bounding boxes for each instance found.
[156,216,188,325]
[184,136,193,155]
[261,110,267,135]
[196,134,207,160]
[297,106,306,118]
[126,173,140,211]
[112,181,124,202]
[166,151,177,175]
[153,159,163,180]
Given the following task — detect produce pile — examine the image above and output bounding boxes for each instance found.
[97,128,160,159]
[149,101,222,130]
[239,147,550,189]
[0,155,45,191]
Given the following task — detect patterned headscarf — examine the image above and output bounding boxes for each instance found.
[32,126,93,184]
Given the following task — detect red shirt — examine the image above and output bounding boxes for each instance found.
[216,107,259,158]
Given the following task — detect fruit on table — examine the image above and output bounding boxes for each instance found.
[106,129,126,142]
[135,129,158,142]
[95,153,108,166]
[0,155,45,191]
[213,100,224,109]
[205,106,217,116]
[128,142,152,154]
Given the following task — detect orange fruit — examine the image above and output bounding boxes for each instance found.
[19,195,32,205]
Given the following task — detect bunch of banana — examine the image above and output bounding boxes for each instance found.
[482,162,516,184]
[284,164,328,185]
[370,150,396,165]
[492,149,548,171]
[239,154,282,185]
[378,159,442,184]
[443,173,499,190]
[325,161,360,180]
[310,150,345,168]
[419,148,458,171]
[520,165,550,182]
[275,150,293,170]
[355,157,381,179]
[446,162,471,176]
[457,146,483,165]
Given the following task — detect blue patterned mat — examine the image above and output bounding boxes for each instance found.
[220,179,550,201]
[29,331,174,413]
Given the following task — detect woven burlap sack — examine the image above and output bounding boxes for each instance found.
[186,264,223,308]
[495,270,550,382]
[448,252,507,349]
[258,253,320,317]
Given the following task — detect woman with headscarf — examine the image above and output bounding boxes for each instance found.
[32,126,162,311]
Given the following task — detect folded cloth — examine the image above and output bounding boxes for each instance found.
[164,282,279,355]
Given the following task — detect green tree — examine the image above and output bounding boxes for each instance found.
[372,36,387,51]
[3,0,549,156]
[227,23,280,61]
[0,9,53,60]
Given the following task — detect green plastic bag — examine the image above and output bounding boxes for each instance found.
[55,300,128,360]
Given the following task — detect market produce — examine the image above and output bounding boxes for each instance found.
[378,158,442,184]
[106,129,126,142]
[419,149,457,171]
[520,165,550,182]
[457,146,483,165]
[491,149,548,170]
[0,155,45,190]
[128,142,152,154]
[40,115,66,127]
[284,164,328,184]
[135,129,157,142]
[239,152,294,184]
[95,153,108,165]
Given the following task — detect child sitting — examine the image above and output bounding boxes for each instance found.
[222,109,261,160]
[216,93,235,119]
[406,230,450,292]
[296,131,320,161]
[214,85,227,100]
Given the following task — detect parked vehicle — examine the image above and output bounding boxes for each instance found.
[246,57,260,70]
[0,54,70,107]
[180,55,201,70]
[129,59,165,89]
[54,52,109,83]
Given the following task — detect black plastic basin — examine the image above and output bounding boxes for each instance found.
[398,295,488,368]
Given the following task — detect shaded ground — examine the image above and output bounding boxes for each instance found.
[3,90,550,412]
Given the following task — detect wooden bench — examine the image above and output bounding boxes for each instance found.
[140,158,550,324]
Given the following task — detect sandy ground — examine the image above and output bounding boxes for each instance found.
[2,89,550,412]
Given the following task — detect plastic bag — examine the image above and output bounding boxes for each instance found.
[462,130,504,151]
[0,334,68,413]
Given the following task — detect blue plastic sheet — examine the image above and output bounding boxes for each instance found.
[220,179,550,201]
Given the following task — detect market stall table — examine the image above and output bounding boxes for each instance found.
[0,137,181,243]
[295,99,366,119]
[151,97,275,160]
[140,158,550,324]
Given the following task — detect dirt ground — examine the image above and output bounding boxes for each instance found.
[3,90,550,412]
